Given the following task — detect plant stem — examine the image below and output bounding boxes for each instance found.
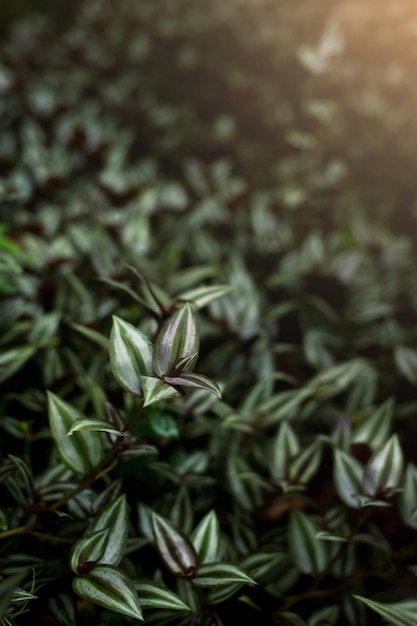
[27,530,73,544]
[50,458,118,511]
[50,399,144,512]
[0,525,26,540]
[0,402,144,540]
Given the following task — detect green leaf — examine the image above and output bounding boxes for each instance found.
[164,372,221,399]
[308,360,365,399]
[134,580,191,611]
[280,612,307,626]
[395,346,417,384]
[191,510,222,564]
[170,486,194,534]
[206,582,245,606]
[240,552,286,582]
[88,495,129,566]
[153,303,199,377]
[8,454,34,493]
[100,275,159,312]
[271,421,300,484]
[0,572,28,619]
[68,417,126,437]
[193,562,256,587]
[288,510,328,575]
[364,434,404,497]
[309,604,339,625]
[352,398,394,449]
[48,593,77,626]
[151,512,198,578]
[353,595,417,626]
[47,392,104,475]
[70,323,109,350]
[124,264,171,315]
[315,531,348,543]
[333,449,363,509]
[399,464,417,529]
[0,346,36,384]
[140,376,182,407]
[110,316,154,396]
[176,285,233,309]
[259,388,313,428]
[69,529,109,574]
[73,564,143,621]
[289,439,322,485]
[143,408,180,440]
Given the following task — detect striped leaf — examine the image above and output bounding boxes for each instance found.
[151,512,198,578]
[193,562,256,587]
[110,316,153,396]
[176,285,233,310]
[333,449,363,509]
[400,464,417,529]
[48,593,76,626]
[88,495,129,566]
[73,564,143,621]
[364,435,404,498]
[164,372,221,399]
[352,398,394,449]
[271,421,300,484]
[288,510,328,575]
[134,580,191,611]
[153,303,199,377]
[191,510,222,564]
[289,439,322,485]
[47,392,104,475]
[139,376,181,407]
[353,595,417,626]
[0,346,36,385]
[68,417,126,437]
[69,529,109,574]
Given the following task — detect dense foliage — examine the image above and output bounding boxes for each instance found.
[2,1,417,624]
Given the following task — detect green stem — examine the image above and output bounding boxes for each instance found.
[0,525,26,540]
[27,530,73,544]
[50,458,118,512]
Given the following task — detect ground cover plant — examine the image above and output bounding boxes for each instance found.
[2,0,417,624]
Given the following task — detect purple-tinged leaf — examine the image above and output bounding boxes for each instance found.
[364,435,404,498]
[68,417,126,437]
[151,512,198,578]
[69,529,109,574]
[153,303,199,377]
[139,376,181,407]
[110,316,153,396]
[164,371,221,399]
